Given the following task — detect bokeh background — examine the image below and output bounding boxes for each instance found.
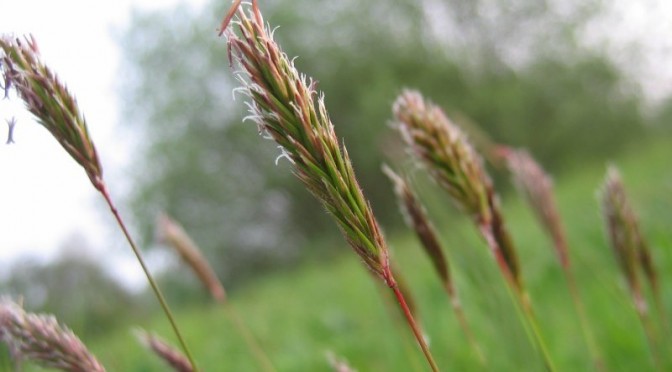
[2,0,672,370]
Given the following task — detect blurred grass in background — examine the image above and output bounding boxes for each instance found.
[81,136,672,371]
[3,0,672,370]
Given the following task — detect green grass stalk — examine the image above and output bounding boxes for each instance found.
[156,213,275,372]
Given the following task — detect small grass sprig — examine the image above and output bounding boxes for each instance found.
[0,34,197,371]
[0,298,105,372]
[157,213,226,302]
[501,147,603,370]
[600,166,662,367]
[156,213,276,372]
[219,3,438,370]
[393,91,522,289]
[0,35,101,185]
[136,330,193,372]
[393,90,555,371]
[383,165,486,366]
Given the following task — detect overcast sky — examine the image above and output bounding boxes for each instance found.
[1,0,671,288]
[0,0,205,287]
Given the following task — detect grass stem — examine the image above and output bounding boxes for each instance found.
[96,183,198,372]
[444,284,486,367]
[221,302,276,372]
[386,269,440,372]
[480,225,556,372]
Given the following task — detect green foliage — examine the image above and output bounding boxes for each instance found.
[87,137,672,370]
[119,0,651,288]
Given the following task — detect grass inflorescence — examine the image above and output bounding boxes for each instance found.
[0,34,197,371]
[219,1,438,370]
[393,90,555,370]
[1,2,671,371]
[0,298,105,372]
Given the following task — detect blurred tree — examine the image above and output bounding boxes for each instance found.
[0,236,141,338]
[118,0,649,285]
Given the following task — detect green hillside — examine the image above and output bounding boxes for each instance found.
[89,136,672,371]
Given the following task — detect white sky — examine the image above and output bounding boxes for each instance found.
[0,0,671,288]
[0,0,207,288]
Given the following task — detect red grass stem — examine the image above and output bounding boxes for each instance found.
[385,268,440,372]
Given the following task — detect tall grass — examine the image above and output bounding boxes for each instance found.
[393,90,556,370]
[218,1,438,369]
[1,1,670,371]
[0,35,196,370]
[501,147,603,370]
[0,298,105,372]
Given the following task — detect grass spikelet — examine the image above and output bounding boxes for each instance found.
[601,167,646,313]
[155,213,276,372]
[0,298,105,372]
[220,3,438,370]
[157,213,227,303]
[394,90,555,371]
[383,165,486,365]
[0,34,197,371]
[136,330,193,372]
[0,35,102,185]
[502,147,604,370]
[600,166,663,367]
[501,148,568,267]
[393,90,521,290]
[383,166,452,288]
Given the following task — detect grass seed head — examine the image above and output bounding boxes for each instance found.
[222,2,391,280]
[503,147,570,268]
[0,35,102,187]
[393,90,491,225]
[136,330,194,372]
[156,213,227,303]
[383,165,452,290]
[394,90,522,288]
[0,298,105,372]
[600,166,646,309]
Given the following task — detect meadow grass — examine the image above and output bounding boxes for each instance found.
[2,2,671,370]
[82,136,672,371]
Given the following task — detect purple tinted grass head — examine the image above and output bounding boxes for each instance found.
[0,35,102,188]
[221,1,391,282]
[393,90,491,224]
[502,147,570,268]
[220,5,439,370]
[0,298,105,372]
[1,34,197,370]
[383,165,452,291]
[601,166,654,314]
[393,90,521,288]
[136,330,193,372]
[156,213,227,303]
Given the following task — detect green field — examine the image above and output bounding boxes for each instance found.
[71,137,672,371]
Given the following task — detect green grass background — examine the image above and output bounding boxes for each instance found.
[13,136,672,371]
